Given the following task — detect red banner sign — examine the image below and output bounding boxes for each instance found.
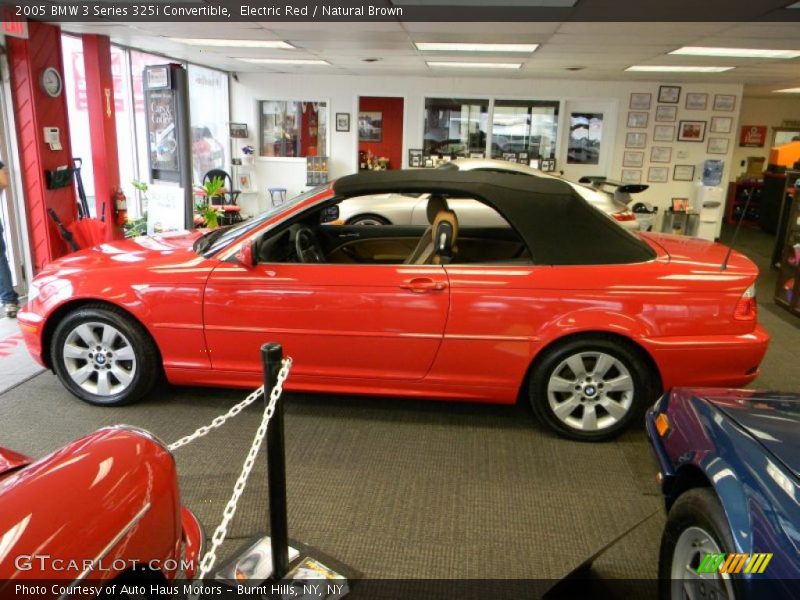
[740,125,767,148]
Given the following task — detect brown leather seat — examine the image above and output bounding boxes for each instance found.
[404,194,459,264]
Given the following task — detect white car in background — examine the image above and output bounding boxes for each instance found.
[337,158,643,230]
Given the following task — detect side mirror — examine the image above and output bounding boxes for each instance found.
[320,205,340,224]
[236,240,255,268]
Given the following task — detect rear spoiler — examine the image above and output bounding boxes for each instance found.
[578,176,649,195]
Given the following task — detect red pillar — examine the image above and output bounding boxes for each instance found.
[7,21,77,271]
[82,34,122,240]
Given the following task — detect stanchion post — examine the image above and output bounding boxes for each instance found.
[261,342,289,580]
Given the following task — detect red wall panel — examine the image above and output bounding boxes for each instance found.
[8,21,76,271]
[358,96,404,170]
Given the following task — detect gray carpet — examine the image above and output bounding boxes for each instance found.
[1,223,796,598]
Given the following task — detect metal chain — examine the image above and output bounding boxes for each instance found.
[187,358,292,583]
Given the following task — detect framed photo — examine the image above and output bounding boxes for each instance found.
[237,172,255,193]
[358,111,382,142]
[335,112,350,133]
[627,111,649,128]
[469,152,485,159]
[650,146,673,163]
[625,132,647,148]
[710,116,733,134]
[653,125,675,142]
[673,164,696,181]
[671,197,689,212]
[629,92,652,110]
[517,151,529,161]
[623,151,644,168]
[229,122,249,138]
[424,157,434,168]
[658,85,681,104]
[408,148,423,168]
[621,169,642,184]
[685,93,708,111]
[502,152,516,162]
[707,137,730,155]
[678,120,706,142]
[713,94,736,112]
[529,158,540,170]
[648,166,669,183]
[655,105,678,122]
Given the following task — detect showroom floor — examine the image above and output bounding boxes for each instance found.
[1,224,797,598]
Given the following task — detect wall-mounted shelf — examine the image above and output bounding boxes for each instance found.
[725,180,762,227]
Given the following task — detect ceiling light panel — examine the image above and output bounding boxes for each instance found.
[237,58,329,65]
[670,46,800,59]
[427,61,522,69]
[774,87,800,93]
[415,42,538,53]
[625,65,734,72]
[172,38,294,49]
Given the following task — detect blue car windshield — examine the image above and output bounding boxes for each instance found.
[196,185,328,257]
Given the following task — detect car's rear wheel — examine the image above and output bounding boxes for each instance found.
[529,336,654,441]
[347,213,390,226]
[51,305,159,406]
[659,488,739,600]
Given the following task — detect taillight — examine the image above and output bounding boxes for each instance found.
[614,211,636,222]
[734,283,757,321]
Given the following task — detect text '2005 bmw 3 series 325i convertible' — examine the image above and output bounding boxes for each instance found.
[18,170,769,441]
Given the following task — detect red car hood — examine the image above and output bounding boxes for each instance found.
[0,448,31,477]
[640,232,758,277]
[38,230,205,275]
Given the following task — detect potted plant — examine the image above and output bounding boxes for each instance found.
[195,176,225,229]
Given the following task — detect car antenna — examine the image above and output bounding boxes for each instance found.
[721,187,754,272]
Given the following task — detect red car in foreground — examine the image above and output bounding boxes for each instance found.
[0,426,202,593]
[19,170,769,441]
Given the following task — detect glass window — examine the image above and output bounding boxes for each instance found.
[423,98,489,157]
[567,112,603,165]
[259,100,328,158]
[491,100,559,160]
[110,45,141,216]
[188,64,230,183]
[60,34,95,212]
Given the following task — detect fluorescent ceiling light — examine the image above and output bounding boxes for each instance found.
[415,42,538,53]
[670,46,800,59]
[172,38,294,49]
[625,65,734,73]
[427,61,521,69]
[237,58,328,65]
[774,87,800,93]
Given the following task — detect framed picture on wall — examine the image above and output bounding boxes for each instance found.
[648,166,669,183]
[629,93,652,110]
[677,120,707,142]
[408,148,423,168]
[653,125,676,142]
[710,116,733,134]
[685,93,708,110]
[707,137,730,154]
[673,164,696,181]
[623,151,644,167]
[358,111,382,142]
[658,85,681,103]
[229,123,249,138]
[335,112,350,132]
[655,105,678,122]
[671,197,689,212]
[713,94,736,112]
[627,111,649,128]
[621,169,642,184]
[650,146,672,163]
[625,132,647,148]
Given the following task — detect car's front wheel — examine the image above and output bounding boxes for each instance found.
[51,304,159,406]
[529,336,655,441]
[347,214,390,226]
[659,488,739,600]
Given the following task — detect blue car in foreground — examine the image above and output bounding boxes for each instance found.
[646,388,800,599]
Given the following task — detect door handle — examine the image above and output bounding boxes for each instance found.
[400,277,447,293]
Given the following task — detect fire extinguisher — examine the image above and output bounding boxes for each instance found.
[113,187,127,227]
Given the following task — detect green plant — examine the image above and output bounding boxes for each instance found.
[195,176,226,229]
[123,213,148,238]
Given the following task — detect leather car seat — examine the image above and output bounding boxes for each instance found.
[404,194,459,264]
[431,209,459,264]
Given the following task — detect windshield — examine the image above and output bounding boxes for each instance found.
[196,185,328,256]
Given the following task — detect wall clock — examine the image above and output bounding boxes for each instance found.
[40,67,63,98]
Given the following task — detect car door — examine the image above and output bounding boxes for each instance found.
[203,260,450,382]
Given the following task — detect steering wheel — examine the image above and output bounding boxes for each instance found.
[293,225,325,263]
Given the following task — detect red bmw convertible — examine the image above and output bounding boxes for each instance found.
[19,170,769,441]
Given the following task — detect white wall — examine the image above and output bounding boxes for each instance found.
[731,95,800,179]
[231,73,743,228]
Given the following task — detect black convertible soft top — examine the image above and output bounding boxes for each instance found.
[333,170,656,265]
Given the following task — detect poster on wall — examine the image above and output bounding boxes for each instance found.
[358,111,382,142]
[739,125,767,147]
[147,89,179,173]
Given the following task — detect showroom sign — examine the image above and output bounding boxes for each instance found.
[740,125,767,148]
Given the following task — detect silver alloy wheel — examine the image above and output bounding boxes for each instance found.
[546,351,634,431]
[351,215,385,226]
[670,526,735,600]
[62,321,137,397]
